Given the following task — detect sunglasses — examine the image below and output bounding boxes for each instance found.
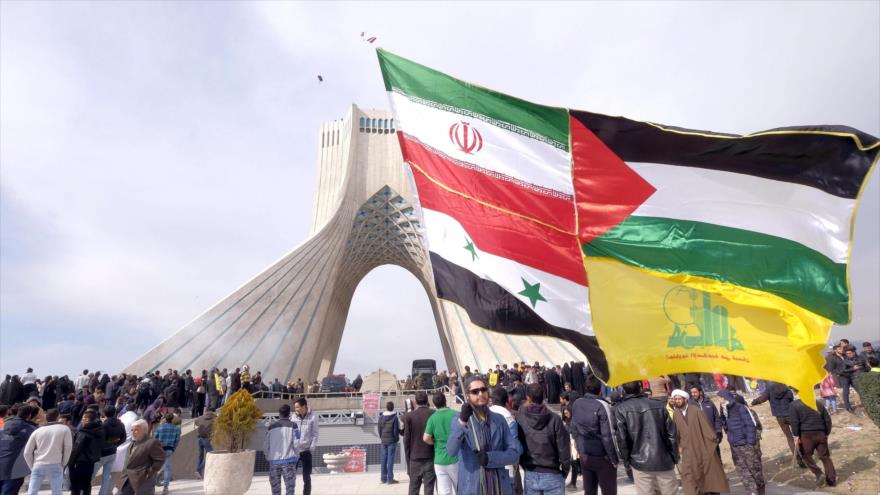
[468,387,489,395]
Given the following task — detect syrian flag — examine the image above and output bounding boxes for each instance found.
[378,49,611,377]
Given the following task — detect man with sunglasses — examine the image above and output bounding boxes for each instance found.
[448,377,521,495]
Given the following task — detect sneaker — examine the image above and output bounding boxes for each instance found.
[388,479,399,484]
[194,471,202,480]
[815,473,826,488]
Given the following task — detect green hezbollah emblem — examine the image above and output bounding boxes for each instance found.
[664,287,744,352]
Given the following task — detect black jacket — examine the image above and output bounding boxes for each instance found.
[614,394,678,472]
[70,422,105,465]
[751,382,794,417]
[0,418,37,480]
[862,350,880,369]
[377,412,400,446]
[824,353,845,376]
[790,399,832,436]
[570,395,618,464]
[402,406,434,462]
[516,404,571,475]
[101,417,127,457]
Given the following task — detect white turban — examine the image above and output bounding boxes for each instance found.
[670,389,689,399]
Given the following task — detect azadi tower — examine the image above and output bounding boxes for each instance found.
[125,105,586,382]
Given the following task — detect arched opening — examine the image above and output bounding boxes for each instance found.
[335,265,446,382]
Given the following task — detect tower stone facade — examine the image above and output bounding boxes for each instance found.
[124,105,586,381]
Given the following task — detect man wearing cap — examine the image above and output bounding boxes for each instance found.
[670,389,729,495]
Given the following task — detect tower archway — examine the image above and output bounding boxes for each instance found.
[124,105,586,381]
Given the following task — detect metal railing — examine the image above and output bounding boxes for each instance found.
[251,385,455,401]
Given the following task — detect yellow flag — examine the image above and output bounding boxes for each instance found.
[585,257,832,402]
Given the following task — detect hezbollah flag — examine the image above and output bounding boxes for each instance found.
[377,49,879,393]
[573,111,878,396]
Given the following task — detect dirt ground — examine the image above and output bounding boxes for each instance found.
[716,394,879,494]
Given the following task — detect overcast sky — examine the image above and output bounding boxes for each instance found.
[2,2,878,379]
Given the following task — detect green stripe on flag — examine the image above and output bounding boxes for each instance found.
[377,49,569,150]
[582,215,849,323]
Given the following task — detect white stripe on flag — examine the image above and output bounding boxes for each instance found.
[630,162,854,263]
[423,208,592,335]
[389,91,574,196]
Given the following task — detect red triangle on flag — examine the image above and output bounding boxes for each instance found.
[570,114,656,246]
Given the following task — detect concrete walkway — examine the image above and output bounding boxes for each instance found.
[127,471,826,495]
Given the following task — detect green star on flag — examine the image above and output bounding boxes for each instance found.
[518,278,547,308]
[463,238,478,261]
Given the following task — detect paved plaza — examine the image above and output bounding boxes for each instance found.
[30,471,824,495]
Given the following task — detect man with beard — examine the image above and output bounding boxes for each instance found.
[447,376,520,495]
[670,390,729,495]
[119,420,164,495]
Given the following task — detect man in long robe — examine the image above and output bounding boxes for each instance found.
[670,390,729,495]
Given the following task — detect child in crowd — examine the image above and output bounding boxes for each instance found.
[819,374,838,414]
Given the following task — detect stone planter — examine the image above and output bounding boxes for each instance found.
[322,452,351,474]
[204,450,255,495]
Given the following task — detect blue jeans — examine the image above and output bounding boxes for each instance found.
[28,463,64,495]
[198,437,213,476]
[93,454,116,495]
[380,443,397,482]
[524,470,565,495]
[163,449,174,488]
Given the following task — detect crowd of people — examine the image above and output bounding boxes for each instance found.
[0,337,874,495]
[372,338,873,495]
[0,366,323,495]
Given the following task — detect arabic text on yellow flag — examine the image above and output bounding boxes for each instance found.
[585,257,832,401]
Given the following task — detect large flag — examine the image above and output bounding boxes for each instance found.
[377,48,879,393]
[377,48,610,376]
[572,111,878,395]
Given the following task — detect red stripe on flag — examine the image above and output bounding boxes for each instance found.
[398,133,576,233]
[570,115,657,245]
[411,165,587,285]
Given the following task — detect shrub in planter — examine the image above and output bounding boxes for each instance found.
[855,372,880,428]
[212,389,263,452]
[205,389,263,495]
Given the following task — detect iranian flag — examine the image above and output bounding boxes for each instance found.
[377,49,611,377]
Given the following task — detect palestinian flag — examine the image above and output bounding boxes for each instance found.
[377,49,610,377]
[573,111,878,324]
